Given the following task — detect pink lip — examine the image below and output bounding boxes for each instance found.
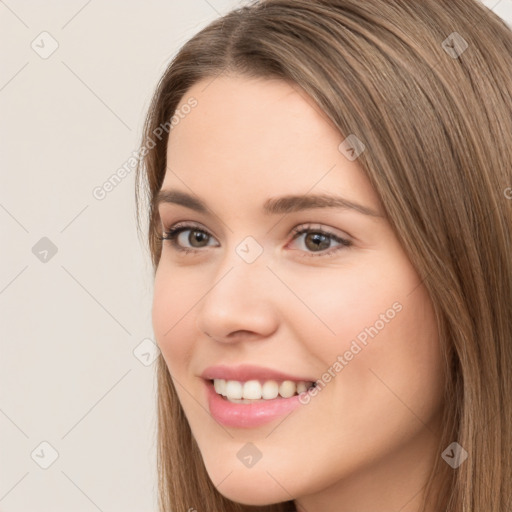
[203,379,305,428]
[200,364,314,383]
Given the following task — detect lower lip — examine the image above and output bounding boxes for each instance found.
[205,380,305,428]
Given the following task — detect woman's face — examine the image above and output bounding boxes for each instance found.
[152,74,445,510]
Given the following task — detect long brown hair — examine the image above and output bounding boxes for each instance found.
[135,1,512,510]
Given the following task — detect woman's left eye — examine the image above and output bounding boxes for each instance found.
[289,225,352,257]
[158,222,352,257]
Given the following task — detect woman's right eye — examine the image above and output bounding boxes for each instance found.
[159,223,219,254]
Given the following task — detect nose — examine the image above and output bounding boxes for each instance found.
[195,255,279,344]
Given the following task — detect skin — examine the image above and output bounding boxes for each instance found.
[152,74,446,512]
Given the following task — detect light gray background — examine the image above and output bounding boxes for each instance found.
[1,1,511,511]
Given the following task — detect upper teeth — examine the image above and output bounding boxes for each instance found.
[213,379,313,401]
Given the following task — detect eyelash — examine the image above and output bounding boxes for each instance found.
[157,222,352,258]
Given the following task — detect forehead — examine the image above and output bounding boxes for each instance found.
[168,74,335,151]
[162,74,380,213]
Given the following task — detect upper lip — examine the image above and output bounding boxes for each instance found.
[200,364,315,383]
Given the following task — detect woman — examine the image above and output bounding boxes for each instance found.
[135,1,512,511]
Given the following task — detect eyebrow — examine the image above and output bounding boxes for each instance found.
[156,189,382,217]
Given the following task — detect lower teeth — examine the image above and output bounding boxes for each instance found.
[223,391,311,403]
[225,396,291,403]
[227,398,268,403]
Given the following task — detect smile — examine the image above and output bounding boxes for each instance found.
[204,379,317,428]
[212,378,316,402]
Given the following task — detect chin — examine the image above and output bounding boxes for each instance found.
[216,485,287,507]
[204,461,293,505]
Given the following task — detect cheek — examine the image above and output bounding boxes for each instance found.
[152,264,198,373]
[283,253,443,408]
[279,259,407,362]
